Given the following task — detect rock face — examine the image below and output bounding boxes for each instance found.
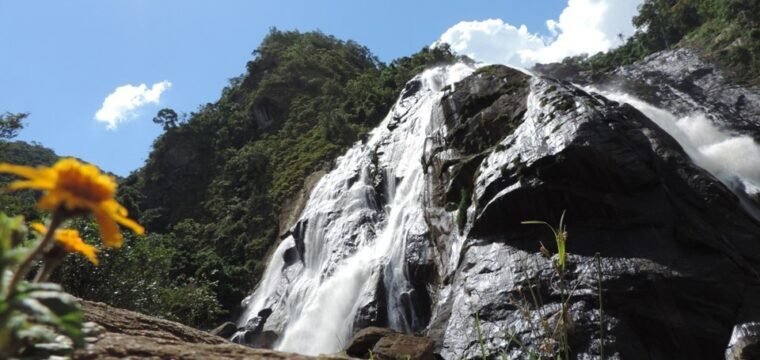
[74,300,348,360]
[424,64,760,359]
[346,327,434,360]
[236,56,760,359]
[534,48,760,141]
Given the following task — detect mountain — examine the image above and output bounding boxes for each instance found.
[534,0,760,86]
[104,29,466,327]
[0,140,58,220]
[36,1,758,357]
[231,54,760,359]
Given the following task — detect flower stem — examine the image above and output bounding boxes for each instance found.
[4,212,64,300]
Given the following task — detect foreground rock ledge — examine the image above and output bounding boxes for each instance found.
[74,300,349,360]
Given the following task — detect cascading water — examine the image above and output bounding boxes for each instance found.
[234,63,475,355]
[589,89,760,219]
[233,59,760,357]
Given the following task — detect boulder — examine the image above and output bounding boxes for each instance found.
[345,327,397,358]
[74,300,348,360]
[210,321,238,339]
[372,334,435,360]
[424,65,760,359]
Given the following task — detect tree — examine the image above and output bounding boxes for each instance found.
[0,112,28,140]
[153,108,180,130]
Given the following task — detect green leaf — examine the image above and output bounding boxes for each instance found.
[15,293,84,348]
[17,324,58,344]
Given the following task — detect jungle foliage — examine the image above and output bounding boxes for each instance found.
[553,0,760,83]
[111,29,461,326]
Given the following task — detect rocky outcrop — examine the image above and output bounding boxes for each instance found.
[279,170,327,236]
[74,300,349,359]
[346,327,434,360]
[423,65,760,359]
[235,58,760,359]
[534,48,760,141]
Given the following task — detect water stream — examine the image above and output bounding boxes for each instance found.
[234,63,760,356]
[235,63,475,355]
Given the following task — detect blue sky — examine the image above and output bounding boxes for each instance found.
[0,0,638,176]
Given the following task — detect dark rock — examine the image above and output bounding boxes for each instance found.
[353,269,389,331]
[440,65,530,155]
[210,322,238,339]
[346,327,397,358]
[241,308,276,348]
[402,80,423,99]
[372,333,435,360]
[534,48,760,142]
[424,67,760,359]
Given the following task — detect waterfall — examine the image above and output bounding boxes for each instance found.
[234,63,475,355]
[233,60,760,356]
[588,89,760,219]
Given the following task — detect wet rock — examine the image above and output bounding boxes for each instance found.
[425,68,760,359]
[727,323,760,360]
[241,308,277,348]
[402,80,423,99]
[279,170,326,236]
[353,269,388,331]
[534,48,760,142]
[440,65,530,155]
[372,333,435,360]
[210,321,238,339]
[346,327,397,358]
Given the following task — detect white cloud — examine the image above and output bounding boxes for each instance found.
[95,81,172,130]
[436,0,643,67]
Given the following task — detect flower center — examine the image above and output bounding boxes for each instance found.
[55,162,116,203]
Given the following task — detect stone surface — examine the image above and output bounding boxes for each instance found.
[534,48,760,141]
[372,333,435,360]
[210,321,238,339]
[74,300,350,360]
[279,170,327,236]
[236,53,760,359]
[345,327,397,358]
[423,64,760,359]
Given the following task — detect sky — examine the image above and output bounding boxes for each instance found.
[0,0,641,176]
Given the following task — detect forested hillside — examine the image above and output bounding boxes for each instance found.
[10,0,757,334]
[49,29,462,328]
[0,140,58,220]
[536,0,760,84]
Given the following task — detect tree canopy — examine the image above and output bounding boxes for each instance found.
[105,29,462,326]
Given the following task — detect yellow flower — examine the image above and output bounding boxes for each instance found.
[0,158,144,247]
[31,223,99,265]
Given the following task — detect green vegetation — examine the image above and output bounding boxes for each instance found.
[108,29,462,326]
[0,141,57,221]
[469,214,603,360]
[0,30,461,330]
[555,0,760,83]
[456,187,470,234]
[0,112,27,141]
[0,214,84,358]
[522,210,568,273]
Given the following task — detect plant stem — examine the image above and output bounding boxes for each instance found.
[475,311,488,359]
[4,212,64,300]
[596,253,605,360]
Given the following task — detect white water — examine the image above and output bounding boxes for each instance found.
[236,63,475,355]
[590,90,760,197]
[235,65,760,356]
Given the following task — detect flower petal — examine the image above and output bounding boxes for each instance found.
[55,229,99,266]
[104,201,145,235]
[7,179,54,191]
[94,208,123,248]
[30,222,47,234]
[0,163,56,182]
